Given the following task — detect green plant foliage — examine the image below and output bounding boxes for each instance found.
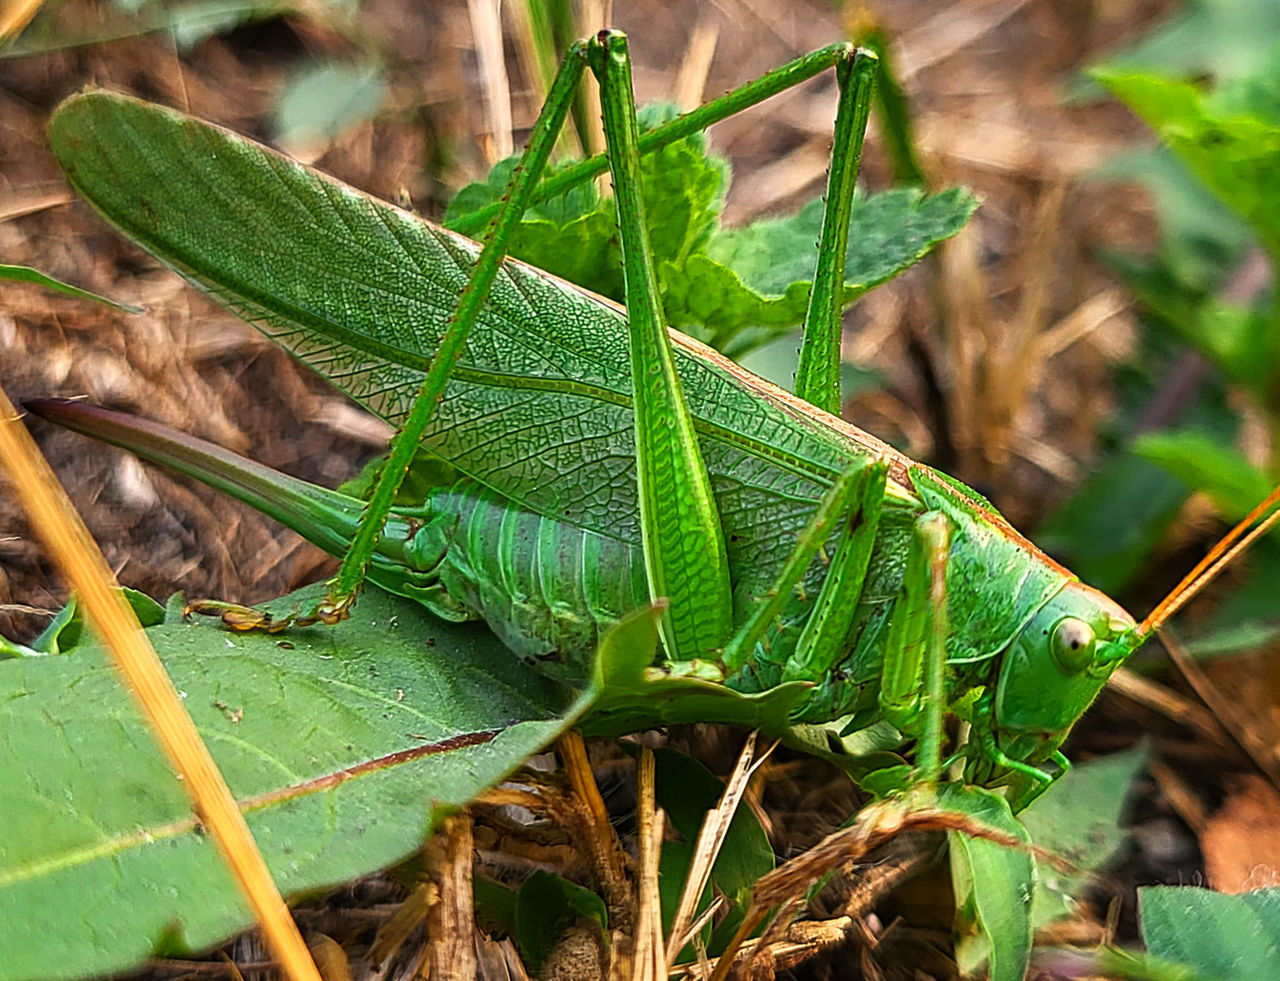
[579,606,812,736]
[1020,747,1147,928]
[1134,431,1274,518]
[512,871,608,973]
[1140,886,1280,980]
[1035,453,1190,595]
[651,746,774,953]
[444,107,976,358]
[671,187,976,348]
[272,60,387,157]
[0,583,586,981]
[1094,68,1280,259]
[0,262,143,312]
[942,784,1033,981]
[1091,0,1280,87]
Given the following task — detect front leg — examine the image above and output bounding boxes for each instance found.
[878,511,951,786]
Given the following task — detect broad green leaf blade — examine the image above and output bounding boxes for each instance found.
[1134,430,1274,520]
[652,747,774,911]
[1088,0,1280,86]
[662,188,978,344]
[1140,886,1280,981]
[1094,147,1255,295]
[1035,453,1190,595]
[0,584,580,981]
[1020,747,1147,929]
[940,784,1033,981]
[0,262,143,312]
[1094,69,1280,259]
[48,91,919,650]
[513,870,608,974]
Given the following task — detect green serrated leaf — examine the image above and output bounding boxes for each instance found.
[664,187,977,349]
[1140,886,1280,980]
[444,103,727,305]
[0,583,582,981]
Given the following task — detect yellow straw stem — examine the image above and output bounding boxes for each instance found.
[0,385,321,981]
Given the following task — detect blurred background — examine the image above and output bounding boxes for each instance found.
[2,0,1280,974]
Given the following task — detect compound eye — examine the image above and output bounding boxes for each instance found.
[1051,617,1096,674]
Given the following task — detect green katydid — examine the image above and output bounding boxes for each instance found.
[36,33,1280,814]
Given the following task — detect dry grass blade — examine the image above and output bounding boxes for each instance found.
[1161,629,1280,796]
[423,813,478,979]
[632,748,666,981]
[0,387,321,981]
[467,0,514,162]
[665,732,771,967]
[673,18,719,111]
[0,0,44,41]
[706,796,1027,980]
[559,730,631,903]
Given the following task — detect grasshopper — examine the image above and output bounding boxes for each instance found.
[38,33,1280,813]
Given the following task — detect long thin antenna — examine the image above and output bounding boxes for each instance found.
[1138,482,1280,638]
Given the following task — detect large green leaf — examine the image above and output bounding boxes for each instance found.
[0,584,583,981]
[443,104,974,355]
[1140,886,1280,980]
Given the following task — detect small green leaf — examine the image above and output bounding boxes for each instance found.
[940,784,1033,981]
[273,61,387,157]
[513,870,607,974]
[0,584,581,981]
[27,586,166,655]
[1133,430,1273,519]
[1140,886,1280,980]
[582,606,811,736]
[1020,747,1147,929]
[1087,0,1280,86]
[1035,452,1192,595]
[0,263,142,312]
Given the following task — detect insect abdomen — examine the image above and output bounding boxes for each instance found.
[420,481,650,683]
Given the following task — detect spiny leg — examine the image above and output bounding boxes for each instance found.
[313,42,591,623]
[720,459,885,674]
[587,31,731,660]
[878,511,951,787]
[781,460,888,684]
[793,49,878,415]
